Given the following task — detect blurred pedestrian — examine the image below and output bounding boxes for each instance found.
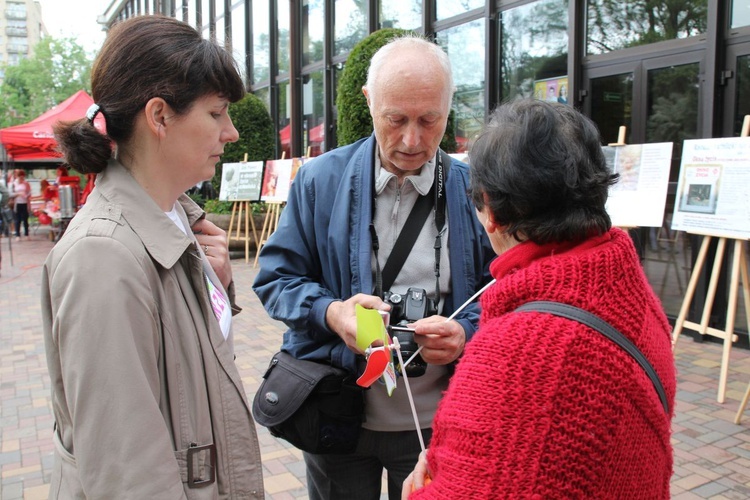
[11,169,30,240]
[0,181,10,275]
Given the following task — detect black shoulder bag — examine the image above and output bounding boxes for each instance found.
[252,351,364,454]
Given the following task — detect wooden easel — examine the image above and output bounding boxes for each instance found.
[608,125,627,147]
[607,126,638,233]
[227,154,259,263]
[253,201,283,268]
[672,116,750,405]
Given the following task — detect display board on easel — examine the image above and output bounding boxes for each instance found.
[253,156,306,268]
[219,157,264,263]
[670,118,750,406]
[602,126,673,228]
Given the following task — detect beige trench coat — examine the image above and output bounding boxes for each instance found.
[41,161,263,499]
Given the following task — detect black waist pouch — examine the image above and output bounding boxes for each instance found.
[252,351,365,454]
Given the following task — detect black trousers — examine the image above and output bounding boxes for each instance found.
[304,427,432,500]
[14,203,29,237]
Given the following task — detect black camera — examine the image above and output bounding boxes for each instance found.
[382,288,438,377]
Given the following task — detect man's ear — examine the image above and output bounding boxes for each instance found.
[144,97,170,137]
[362,86,371,108]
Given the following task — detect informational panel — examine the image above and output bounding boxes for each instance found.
[261,157,305,202]
[671,137,750,239]
[602,142,673,228]
[219,161,264,202]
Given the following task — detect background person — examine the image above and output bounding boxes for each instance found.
[54,165,69,185]
[11,169,30,240]
[44,15,263,498]
[0,182,10,275]
[253,34,494,500]
[404,99,676,499]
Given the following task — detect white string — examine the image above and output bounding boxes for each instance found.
[403,278,496,368]
[392,338,426,453]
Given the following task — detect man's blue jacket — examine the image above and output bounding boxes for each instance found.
[252,135,495,372]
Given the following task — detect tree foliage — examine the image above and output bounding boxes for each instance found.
[0,36,93,128]
[587,0,707,54]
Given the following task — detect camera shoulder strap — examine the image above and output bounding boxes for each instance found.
[378,150,450,294]
[380,185,434,293]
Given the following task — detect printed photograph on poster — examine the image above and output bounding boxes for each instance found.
[612,145,643,192]
[602,142,673,228]
[677,165,721,214]
[533,76,568,104]
[219,161,264,202]
[261,157,306,203]
[671,137,750,239]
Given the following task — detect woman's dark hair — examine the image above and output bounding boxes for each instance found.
[53,15,245,174]
[469,99,618,245]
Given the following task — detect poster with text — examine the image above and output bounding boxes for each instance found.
[671,137,750,239]
[219,161,264,202]
[603,142,673,228]
[261,157,305,202]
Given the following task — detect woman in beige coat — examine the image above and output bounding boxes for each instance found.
[42,15,263,498]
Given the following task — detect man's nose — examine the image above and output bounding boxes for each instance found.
[402,123,421,148]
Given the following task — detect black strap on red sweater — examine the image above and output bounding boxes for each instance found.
[514,301,669,414]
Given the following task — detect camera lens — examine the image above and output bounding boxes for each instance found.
[392,328,427,377]
[395,354,427,377]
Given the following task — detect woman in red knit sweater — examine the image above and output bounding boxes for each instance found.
[404,99,676,499]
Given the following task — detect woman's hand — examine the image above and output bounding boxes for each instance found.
[402,450,431,499]
[192,218,232,290]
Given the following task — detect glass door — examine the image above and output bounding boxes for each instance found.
[582,52,703,319]
[723,42,750,137]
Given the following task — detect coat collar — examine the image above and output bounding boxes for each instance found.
[94,160,203,269]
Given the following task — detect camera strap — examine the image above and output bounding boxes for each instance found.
[370,147,450,298]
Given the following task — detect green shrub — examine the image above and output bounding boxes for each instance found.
[335,29,459,152]
[187,192,205,208]
[212,93,276,195]
[203,199,268,215]
[203,199,234,214]
[336,28,408,146]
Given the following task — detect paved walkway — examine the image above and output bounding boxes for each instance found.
[1,230,750,499]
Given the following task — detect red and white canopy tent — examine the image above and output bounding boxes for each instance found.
[0,89,105,162]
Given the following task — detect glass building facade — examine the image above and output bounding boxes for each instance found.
[100,0,748,336]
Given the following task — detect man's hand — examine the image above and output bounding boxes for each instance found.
[326,294,388,354]
[192,218,232,290]
[409,316,466,365]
